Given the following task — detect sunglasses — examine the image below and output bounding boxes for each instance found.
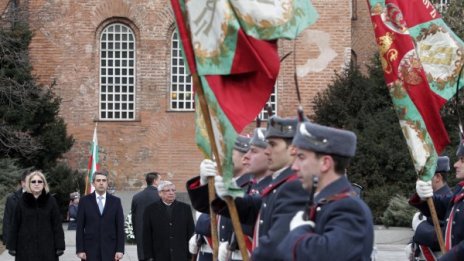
[31,180,44,184]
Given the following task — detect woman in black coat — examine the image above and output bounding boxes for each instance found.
[7,170,65,261]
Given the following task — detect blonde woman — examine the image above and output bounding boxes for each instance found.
[7,170,65,261]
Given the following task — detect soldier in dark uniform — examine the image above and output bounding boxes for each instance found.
[407,156,452,261]
[219,128,273,260]
[242,127,273,195]
[189,135,251,261]
[277,122,374,261]
[411,138,464,261]
[191,116,309,261]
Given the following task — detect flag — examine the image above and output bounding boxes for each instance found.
[85,125,100,194]
[367,0,464,180]
[171,0,318,195]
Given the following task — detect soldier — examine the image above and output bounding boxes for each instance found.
[406,156,452,261]
[242,127,273,195]
[189,135,251,261]
[218,128,273,261]
[199,116,309,261]
[277,122,374,260]
[411,137,464,260]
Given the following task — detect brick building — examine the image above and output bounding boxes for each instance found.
[1,0,377,191]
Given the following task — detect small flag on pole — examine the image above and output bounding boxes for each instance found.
[85,124,100,194]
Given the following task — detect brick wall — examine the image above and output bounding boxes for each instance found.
[16,0,372,191]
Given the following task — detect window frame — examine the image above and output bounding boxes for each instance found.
[169,31,194,112]
[99,22,136,121]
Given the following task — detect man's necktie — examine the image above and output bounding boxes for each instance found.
[98,196,104,214]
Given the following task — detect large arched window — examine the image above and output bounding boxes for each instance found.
[170,31,194,111]
[99,23,136,120]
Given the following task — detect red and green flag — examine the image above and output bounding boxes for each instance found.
[85,125,100,194]
[171,0,318,196]
[367,0,464,180]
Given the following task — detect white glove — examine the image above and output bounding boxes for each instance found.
[412,212,426,231]
[200,159,217,185]
[218,242,229,261]
[290,211,315,231]
[404,243,413,260]
[188,234,199,254]
[214,175,231,199]
[416,180,433,200]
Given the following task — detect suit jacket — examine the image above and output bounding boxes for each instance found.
[278,176,374,261]
[131,186,160,260]
[143,199,194,261]
[76,192,125,261]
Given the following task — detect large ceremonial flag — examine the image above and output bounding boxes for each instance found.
[367,0,464,180]
[171,0,318,195]
[85,125,100,194]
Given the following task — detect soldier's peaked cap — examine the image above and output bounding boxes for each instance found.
[293,122,357,157]
[436,156,450,173]
[250,128,268,149]
[234,135,251,153]
[265,116,298,139]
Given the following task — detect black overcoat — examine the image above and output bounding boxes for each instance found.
[130,186,160,260]
[7,190,65,261]
[143,199,194,261]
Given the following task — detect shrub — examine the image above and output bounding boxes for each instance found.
[381,194,417,227]
[46,164,85,220]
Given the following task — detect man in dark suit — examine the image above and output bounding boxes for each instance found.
[131,172,161,261]
[143,180,194,261]
[76,170,125,261]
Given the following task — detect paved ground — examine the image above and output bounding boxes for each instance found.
[0,224,412,260]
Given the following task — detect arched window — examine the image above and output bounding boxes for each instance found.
[100,23,136,120]
[170,31,194,111]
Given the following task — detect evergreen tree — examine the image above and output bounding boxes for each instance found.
[312,61,417,223]
[0,23,74,170]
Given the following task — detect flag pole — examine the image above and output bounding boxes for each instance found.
[193,74,250,261]
[426,198,446,253]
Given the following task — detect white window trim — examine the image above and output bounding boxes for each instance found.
[170,31,194,112]
[99,23,136,120]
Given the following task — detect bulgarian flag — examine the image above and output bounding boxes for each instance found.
[171,0,318,196]
[85,125,100,194]
[367,0,464,180]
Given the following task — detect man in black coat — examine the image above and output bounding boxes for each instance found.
[76,170,125,261]
[143,180,194,261]
[131,172,161,260]
[2,170,29,246]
